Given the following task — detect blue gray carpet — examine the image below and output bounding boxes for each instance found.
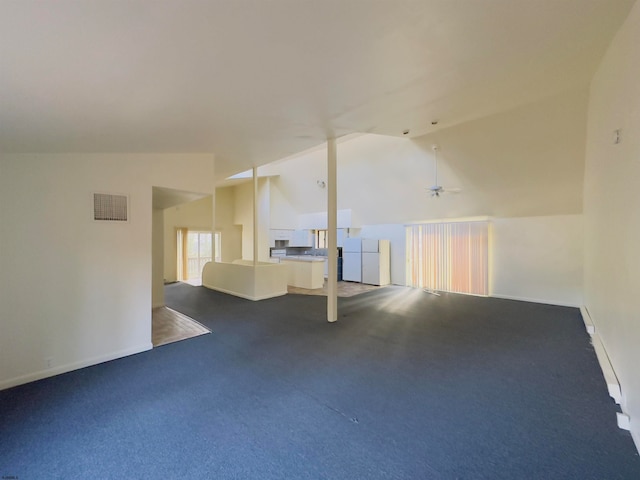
[1,283,638,479]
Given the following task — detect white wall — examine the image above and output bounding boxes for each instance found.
[267,175,298,230]
[491,215,583,307]
[234,178,271,261]
[261,88,587,225]
[0,153,214,389]
[583,0,640,447]
[258,89,588,305]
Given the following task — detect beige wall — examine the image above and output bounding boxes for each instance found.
[152,208,165,307]
[0,153,214,390]
[583,0,640,447]
[162,187,245,283]
[234,178,271,261]
[215,186,243,263]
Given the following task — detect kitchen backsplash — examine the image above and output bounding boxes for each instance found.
[270,247,341,257]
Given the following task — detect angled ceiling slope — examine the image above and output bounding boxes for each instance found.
[0,0,634,180]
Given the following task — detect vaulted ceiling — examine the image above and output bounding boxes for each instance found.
[0,0,634,181]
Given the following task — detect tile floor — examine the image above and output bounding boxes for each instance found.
[287,280,386,297]
[152,306,211,347]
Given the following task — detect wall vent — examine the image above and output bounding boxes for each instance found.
[93,193,128,222]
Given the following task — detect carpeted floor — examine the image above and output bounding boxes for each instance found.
[1,283,638,479]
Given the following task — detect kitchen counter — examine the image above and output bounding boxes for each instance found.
[280,255,325,262]
[280,256,324,289]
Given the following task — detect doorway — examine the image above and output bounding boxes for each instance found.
[177,230,215,286]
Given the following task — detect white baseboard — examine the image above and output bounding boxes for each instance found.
[580,306,596,334]
[489,293,580,308]
[617,412,631,431]
[0,342,153,391]
[579,307,622,404]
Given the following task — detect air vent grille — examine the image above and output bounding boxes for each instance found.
[93,193,128,222]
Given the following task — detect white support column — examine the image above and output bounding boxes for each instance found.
[253,166,258,266]
[327,138,338,322]
[211,187,216,259]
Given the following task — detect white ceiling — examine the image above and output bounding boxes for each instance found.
[0,0,634,181]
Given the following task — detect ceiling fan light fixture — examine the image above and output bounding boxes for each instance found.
[426,144,462,198]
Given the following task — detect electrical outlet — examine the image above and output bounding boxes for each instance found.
[44,357,54,369]
[613,129,622,144]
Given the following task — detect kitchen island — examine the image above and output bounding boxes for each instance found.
[280,256,325,289]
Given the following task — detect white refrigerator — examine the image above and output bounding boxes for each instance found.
[342,237,362,282]
[362,239,391,286]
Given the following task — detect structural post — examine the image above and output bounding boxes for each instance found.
[253,166,258,266]
[211,171,216,262]
[327,138,338,322]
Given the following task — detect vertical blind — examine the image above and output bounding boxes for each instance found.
[406,221,489,295]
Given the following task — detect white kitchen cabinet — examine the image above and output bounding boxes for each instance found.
[290,229,313,247]
[269,229,293,247]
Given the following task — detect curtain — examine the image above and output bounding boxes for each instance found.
[406,221,488,295]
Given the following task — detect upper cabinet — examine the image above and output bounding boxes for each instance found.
[268,229,293,247]
[290,229,313,247]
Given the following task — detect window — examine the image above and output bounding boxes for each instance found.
[406,221,488,296]
[315,230,327,249]
[177,230,214,282]
[214,231,222,263]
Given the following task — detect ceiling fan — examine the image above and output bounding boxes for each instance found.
[427,145,461,197]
